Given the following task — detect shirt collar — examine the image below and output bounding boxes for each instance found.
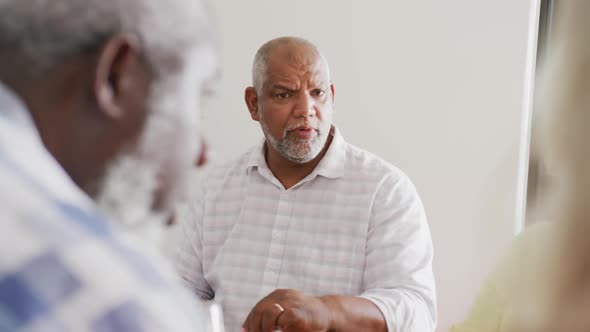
[0,82,33,127]
[314,126,346,179]
[245,125,346,180]
[246,138,267,171]
[0,81,95,210]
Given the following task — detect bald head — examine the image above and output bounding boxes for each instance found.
[252,37,330,92]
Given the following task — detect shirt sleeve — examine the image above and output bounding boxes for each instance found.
[358,172,437,332]
[175,177,215,300]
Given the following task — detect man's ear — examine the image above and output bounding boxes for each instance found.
[93,34,145,119]
[244,87,260,121]
[330,83,335,105]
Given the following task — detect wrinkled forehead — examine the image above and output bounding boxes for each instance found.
[264,46,330,86]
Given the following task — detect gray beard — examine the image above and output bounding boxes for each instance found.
[260,121,328,164]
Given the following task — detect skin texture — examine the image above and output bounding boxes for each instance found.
[241,289,387,332]
[8,35,152,199]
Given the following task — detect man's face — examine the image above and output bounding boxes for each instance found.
[255,48,334,164]
[95,45,218,235]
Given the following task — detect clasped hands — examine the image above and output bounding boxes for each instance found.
[241,289,333,332]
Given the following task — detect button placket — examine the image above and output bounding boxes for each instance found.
[262,191,293,288]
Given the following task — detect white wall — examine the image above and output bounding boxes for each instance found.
[203,1,537,330]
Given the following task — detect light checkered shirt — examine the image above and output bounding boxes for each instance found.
[0,83,208,331]
[177,127,437,332]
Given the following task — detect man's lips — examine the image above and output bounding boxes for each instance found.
[287,126,317,139]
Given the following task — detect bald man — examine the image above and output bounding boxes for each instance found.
[177,37,436,332]
[0,0,218,331]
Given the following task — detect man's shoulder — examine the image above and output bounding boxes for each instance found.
[0,232,203,331]
[0,163,174,288]
[0,186,202,331]
[0,163,67,228]
[341,141,409,184]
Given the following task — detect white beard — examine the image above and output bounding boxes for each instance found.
[93,45,216,251]
[260,120,329,164]
[93,97,188,250]
[93,152,168,246]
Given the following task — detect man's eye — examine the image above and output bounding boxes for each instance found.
[312,89,325,97]
[275,92,291,100]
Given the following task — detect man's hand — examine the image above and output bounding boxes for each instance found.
[241,289,332,332]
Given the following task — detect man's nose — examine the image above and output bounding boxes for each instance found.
[293,93,316,118]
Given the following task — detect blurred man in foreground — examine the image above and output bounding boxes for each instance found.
[0,0,218,330]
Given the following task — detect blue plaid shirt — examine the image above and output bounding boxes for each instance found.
[0,83,207,331]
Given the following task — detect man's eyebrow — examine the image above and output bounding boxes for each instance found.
[271,84,297,92]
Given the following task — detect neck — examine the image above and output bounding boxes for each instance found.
[265,133,333,190]
[17,62,104,197]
